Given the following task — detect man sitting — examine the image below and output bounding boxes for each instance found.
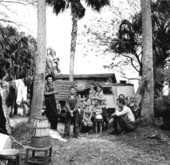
[110,98,136,135]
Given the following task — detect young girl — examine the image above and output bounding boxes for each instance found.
[93,98,103,134]
[82,99,93,134]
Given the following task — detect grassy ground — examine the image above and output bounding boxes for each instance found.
[11,117,170,165]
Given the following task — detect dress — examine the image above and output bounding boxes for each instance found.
[83,106,93,127]
[44,82,58,130]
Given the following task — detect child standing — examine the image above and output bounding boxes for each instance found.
[64,86,80,139]
[93,98,103,134]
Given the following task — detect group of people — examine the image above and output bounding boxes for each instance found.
[45,74,138,139]
[44,74,108,139]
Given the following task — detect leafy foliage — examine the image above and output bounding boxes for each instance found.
[46,0,109,19]
[111,0,170,76]
[0,25,60,80]
[85,0,109,11]
[0,25,36,80]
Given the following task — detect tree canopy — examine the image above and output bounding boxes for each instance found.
[0,25,60,80]
[46,0,110,19]
[0,25,36,80]
[111,0,170,75]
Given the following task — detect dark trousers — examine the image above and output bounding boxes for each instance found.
[162,111,170,127]
[50,117,58,130]
[113,115,135,132]
[64,110,80,136]
[102,108,108,129]
[95,119,103,133]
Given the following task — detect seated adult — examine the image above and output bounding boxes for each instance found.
[110,98,136,135]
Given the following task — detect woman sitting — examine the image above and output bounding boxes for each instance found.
[81,99,93,134]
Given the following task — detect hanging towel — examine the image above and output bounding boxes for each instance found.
[15,79,27,106]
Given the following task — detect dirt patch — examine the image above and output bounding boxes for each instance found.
[10,117,170,165]
[49,124,170,165]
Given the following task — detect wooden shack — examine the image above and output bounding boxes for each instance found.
[53,74,135,110]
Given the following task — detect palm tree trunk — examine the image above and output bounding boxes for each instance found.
[69,15,78,82]
[29,0,46,122]
[141,0,154,124]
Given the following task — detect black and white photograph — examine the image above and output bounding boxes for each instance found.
[0,0,170,164]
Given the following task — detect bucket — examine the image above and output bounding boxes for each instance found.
[30,117,51,148]
[0,149,19,165]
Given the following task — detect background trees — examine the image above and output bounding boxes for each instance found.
[0,25,36,80]
[0,24,60,81]
[46,0,109,81]
[80,0,170,81]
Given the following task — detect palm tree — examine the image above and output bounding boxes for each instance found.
[46,0,110,81]
[29,0,46,121]
[141,0,154,123]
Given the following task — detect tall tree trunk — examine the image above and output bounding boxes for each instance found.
[29,0,46,121]
[69,15,78,82]
[141,0,154,124]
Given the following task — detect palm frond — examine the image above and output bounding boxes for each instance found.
[71,0,85,19]
[85,0,110,12]
[46,0,69,15]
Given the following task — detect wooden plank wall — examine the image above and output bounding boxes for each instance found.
[53,80,75,101]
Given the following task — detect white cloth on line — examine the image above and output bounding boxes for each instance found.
[15,79,27,105]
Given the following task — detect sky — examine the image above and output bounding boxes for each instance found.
[0,0,140,89]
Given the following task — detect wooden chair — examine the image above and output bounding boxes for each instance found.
[25,145,52,165]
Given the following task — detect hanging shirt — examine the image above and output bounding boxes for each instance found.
[162,81,169,96]
[15,79,27,105]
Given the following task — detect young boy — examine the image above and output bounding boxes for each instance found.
[64,86,80,139]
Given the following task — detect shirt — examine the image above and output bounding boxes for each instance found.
[94,106,103,119]
[66,95,78,110]
[45,82,54,93]
[115,105,135,122]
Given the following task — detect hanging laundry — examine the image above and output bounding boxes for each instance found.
[15,79,27,106]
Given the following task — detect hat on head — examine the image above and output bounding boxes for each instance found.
[45,74,54,80]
